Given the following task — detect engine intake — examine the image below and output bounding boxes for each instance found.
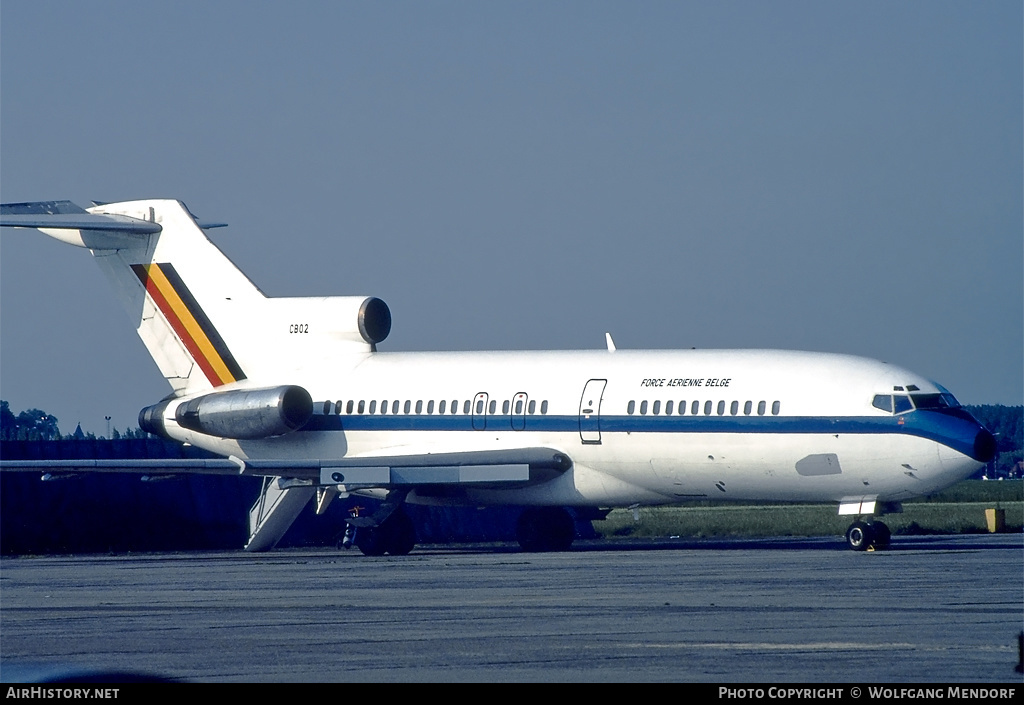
[173,385,313,439]
[358,297,391,345]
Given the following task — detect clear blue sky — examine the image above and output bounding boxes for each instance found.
[2,1,1021,435]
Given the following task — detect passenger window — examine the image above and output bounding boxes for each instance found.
[541,401,548,414]
[665,401,674,415]
[404,400,411,414]
[717,400,725,415]
[427,400,434,414]
[772,401,781,415]
[704,401,713,415]
[452,400,458,414]
[358,400,365,414]
[347,400,354,414]
[893,395,912,414]
[369,400,377,414]
[653,401,661,415]
[502,400,510,414]
[439,400,446,414]
[529,400,536,414]
[627,400,635,415]
[743,401,752,415]
[489,400,496,414]
[640,401,648,415]
[380,400,388,415]
[392,400,400,415]
[679,401,686,415]
[872,395,892,413]
[466,400,474,415]
[730,401,739,415]
[691,400,700,415]
[515,399,523,414]
[757,401,766,416]
[335,401,343,415]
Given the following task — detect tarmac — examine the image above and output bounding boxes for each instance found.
[1,534,1022,682]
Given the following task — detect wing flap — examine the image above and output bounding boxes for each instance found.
[322,463,531,487]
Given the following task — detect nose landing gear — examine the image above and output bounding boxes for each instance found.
[845,519,891,551]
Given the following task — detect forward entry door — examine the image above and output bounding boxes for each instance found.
[579,379,607,444]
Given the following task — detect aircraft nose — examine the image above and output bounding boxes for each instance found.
[973,428,996,463]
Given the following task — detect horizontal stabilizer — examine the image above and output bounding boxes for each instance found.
[2,200,88,215]
[2,201,162,234]
[2,200,162,250]
[0,212,162,234]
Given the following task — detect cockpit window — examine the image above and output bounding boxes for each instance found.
[872,393,914,414]
[893,395,913,414]
[873,391,962,414]
[872,395,892,413]
[910,393,960,409]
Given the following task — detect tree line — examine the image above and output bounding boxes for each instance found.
[0,401,149,441]
[2,399,1021,477]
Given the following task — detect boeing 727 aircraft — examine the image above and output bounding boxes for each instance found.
[0,199,996,554]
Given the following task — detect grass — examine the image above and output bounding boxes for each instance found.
[596,480,1023,540]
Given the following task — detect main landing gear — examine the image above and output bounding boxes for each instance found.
[845,519,891,551]
[342,493,417,556]
[516,507,576,552]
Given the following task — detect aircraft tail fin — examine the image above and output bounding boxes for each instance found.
[2,199,391,397]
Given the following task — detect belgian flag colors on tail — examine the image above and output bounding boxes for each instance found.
[131,263,246,387]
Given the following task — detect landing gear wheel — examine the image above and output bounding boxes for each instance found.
[354,508,417,556]
[870,521,891,550]
[516,507,575,552]
[354,527,387,556]
[846,521,874,551]
[380,508,416,556]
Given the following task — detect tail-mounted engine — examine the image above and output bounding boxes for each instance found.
[140,385,313,440]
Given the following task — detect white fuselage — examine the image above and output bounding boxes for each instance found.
[168,347,987,509]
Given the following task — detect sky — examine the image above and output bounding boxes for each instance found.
[1,1,1021,436]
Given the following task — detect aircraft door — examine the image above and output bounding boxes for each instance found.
[579,379,607,444]
[511,392,528,430]
[472,392,488,431]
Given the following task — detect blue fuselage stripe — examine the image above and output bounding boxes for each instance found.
[300,410,979,458]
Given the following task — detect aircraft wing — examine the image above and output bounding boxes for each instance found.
[0,447,572,487]
[1,446,572,553]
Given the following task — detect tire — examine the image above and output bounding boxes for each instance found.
[870,521,891,550]
[382,509,416,556]
[516,507,575,552]
[846,521,874,551]
[355,508,416,556]
[355,527,388,556]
